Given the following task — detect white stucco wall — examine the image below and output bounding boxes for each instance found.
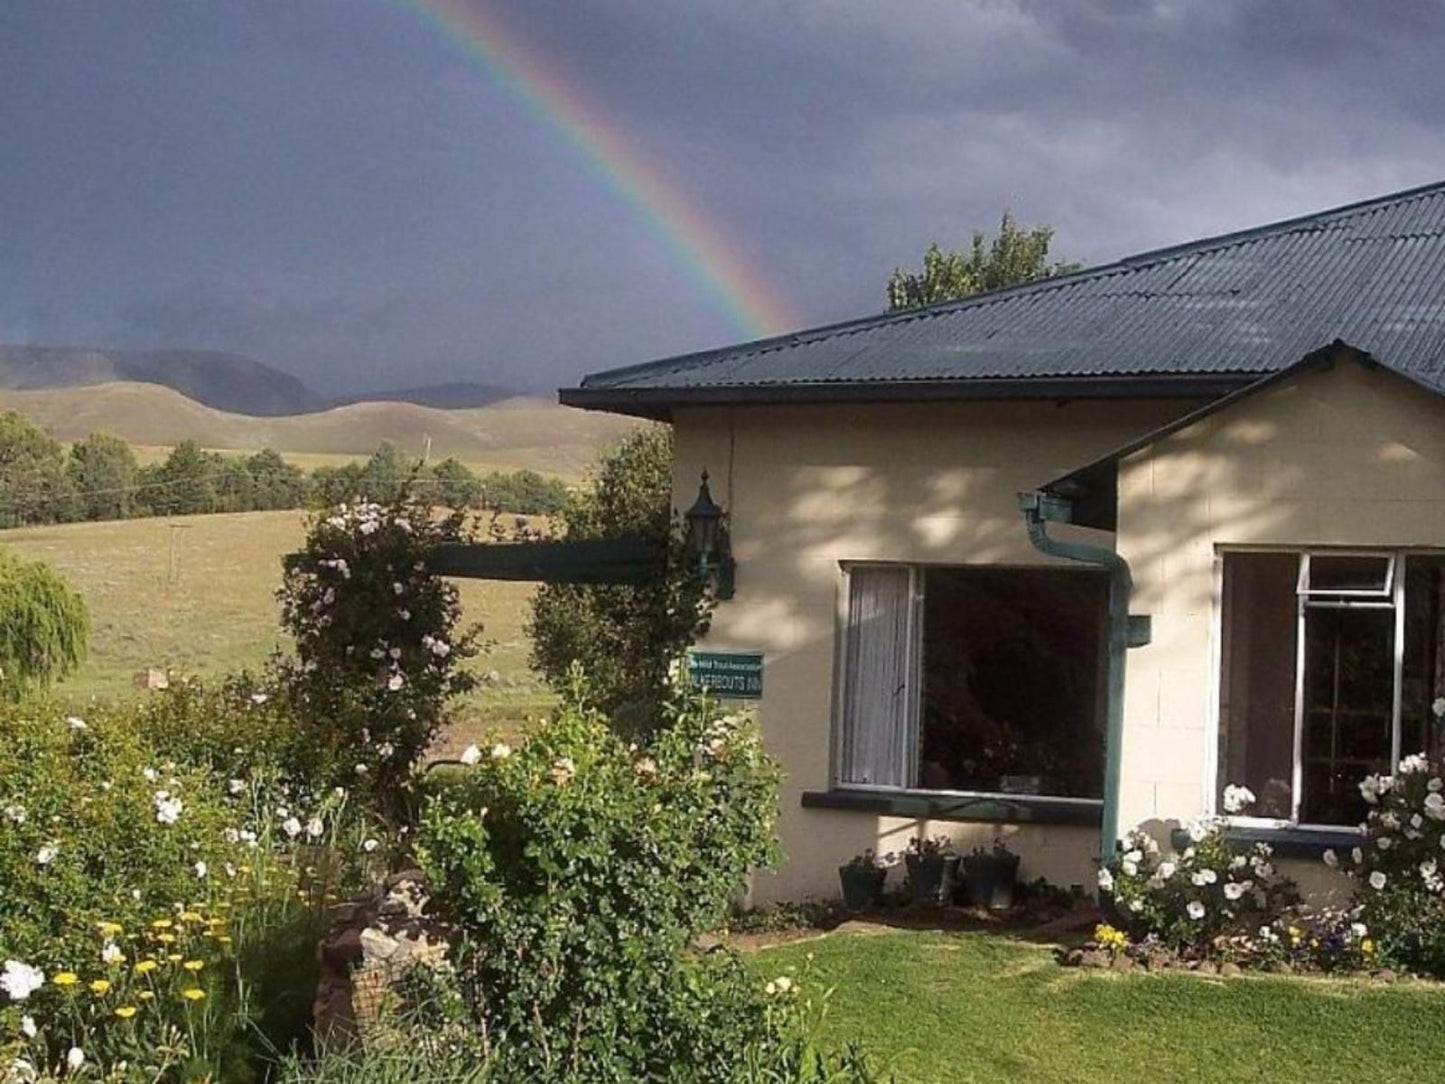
[1115,359,1445,891]
[669,397,1203,902]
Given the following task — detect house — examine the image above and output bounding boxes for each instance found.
[561,181,1445,903]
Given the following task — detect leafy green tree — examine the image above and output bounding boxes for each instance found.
[308,462,364,508]
[428,457,483,509]
[528,428,712,723]
[887,210,1081,311]
[213,455,257,513]
[358,442,413,504]
[0,412,77,527]
[0,548,87,697]
[481,468,569,515]
[66,432,139,520]
[246,449,310,510]
[149,440,218,516]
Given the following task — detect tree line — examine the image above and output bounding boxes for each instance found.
[0,411,570,528]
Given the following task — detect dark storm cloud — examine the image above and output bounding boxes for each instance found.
[3,1,1445,393]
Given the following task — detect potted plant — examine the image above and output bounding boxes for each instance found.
[904,835,960,905]
[960,837,1021,910]
[838,849,893,912]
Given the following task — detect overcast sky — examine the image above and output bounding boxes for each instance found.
[4,1,1445,395]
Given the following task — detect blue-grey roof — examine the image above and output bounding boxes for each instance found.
[564,180,1445,416]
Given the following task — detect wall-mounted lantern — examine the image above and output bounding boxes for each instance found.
[683,471,735,600]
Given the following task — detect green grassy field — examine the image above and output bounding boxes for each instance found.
[753,929,1445,1082]
[2,510,554,745]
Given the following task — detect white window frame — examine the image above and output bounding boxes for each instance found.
[831,560,1105,808]
[1211,547,1416,832]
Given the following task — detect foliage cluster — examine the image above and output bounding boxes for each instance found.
[529,427,713,724]
[0,548,88,698]
[0,413,570,530]
[1100,797,1300,956]
[410,672,799,1080]
[276,494,480,808]
[0,696,388,1080]
[885,211,1080,311]
[1324,749,1445,976]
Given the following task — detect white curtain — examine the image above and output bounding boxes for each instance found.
[841,566,914,787]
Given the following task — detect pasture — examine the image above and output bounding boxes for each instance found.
[3,509,553,744]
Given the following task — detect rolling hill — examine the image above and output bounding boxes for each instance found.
[0,344,330,415]
[0,381,644,479]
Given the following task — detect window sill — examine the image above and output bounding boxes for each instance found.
[801,789,1102,826]
[1169,824,1362,859]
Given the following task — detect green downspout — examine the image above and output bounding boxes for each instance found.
[1018,490,1144,863]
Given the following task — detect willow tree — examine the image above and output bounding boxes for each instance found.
[0,549,88,698]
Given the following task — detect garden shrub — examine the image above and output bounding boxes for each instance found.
[1101,789,1299,956]
[0,698,388,1080]
[277,494,480,809]
[1325,750,1445,977]
[410,669,820,1081]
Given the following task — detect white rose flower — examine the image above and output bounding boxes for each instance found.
[20,1015,36,1038]
[1399,753,1430,775]
[306,817,324,839]
[250,692,269,705]
[3,805,25,825]
[67,1048,85,1070]
[1186,900,1206,920]
[1158,861,1176,880]
[1121,859,1138,876]
[282,817,302,839]
[1,960,45,1001]
[1352,846,1365,865]
[387,674,405,692]
[1221,784,1256,814]
[1322,849,1339,868]
[35,843,58,867]
[143,768,158,782]
[66,716,87,731]
[154,792,182,825]
[1429,777,1445,793]
[362,838,379,853]
[491,742,513,759]
[459,745,482,765]
[1223,881,1246,901]
[1369,870,1388,890]
[101,941,123,965]
[1424,792,1445,820]
[1186,819,1209,843]
[1128,898,1144,912]
[1351,922,1368,938]
[194,861,207,879]
[1097,868,1114,892]
[1433,696,1445,718]
[1378,836,1393,851]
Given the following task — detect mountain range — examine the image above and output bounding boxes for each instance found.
[0,344,521,416]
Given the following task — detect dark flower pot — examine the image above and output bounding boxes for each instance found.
[961,852,1021,910]
[905,853,960,905]
[838,865,887,912]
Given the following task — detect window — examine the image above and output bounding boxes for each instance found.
[1217,551,1445,827]
[838,565,1108,799]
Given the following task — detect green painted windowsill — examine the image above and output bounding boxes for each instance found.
[1169,824,1361,859]
[801,789,1103,826]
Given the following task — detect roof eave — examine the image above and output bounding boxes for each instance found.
[559,372,1259,421]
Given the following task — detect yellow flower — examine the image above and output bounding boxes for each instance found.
[216,936,233,947]
[182,960,204,972]
[97,922,124,937]
[137,991,155,1001]
[154,934,177,945]
[53,973,79,987]
[150,919,173,930]
[1362,938,1376,954]
[181,988,206,1002]
[179,912,203,922]
[88,979,111,995]
[115,1006,138,1019]
[133,960,159,975]
[165,954,183,963]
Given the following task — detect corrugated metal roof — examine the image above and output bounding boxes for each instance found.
[568,180,1445,409]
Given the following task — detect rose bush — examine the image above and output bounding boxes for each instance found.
[1325,749,1445,977]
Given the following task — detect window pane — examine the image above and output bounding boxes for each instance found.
[1403,555,1445,763]
[1218,553,1299,819]
[918,567,1107,798]
[840,567,914,787]
[1300,607,1394,824]
[1305,554,1392,595]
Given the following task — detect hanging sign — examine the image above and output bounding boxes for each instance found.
[687,650,764,699]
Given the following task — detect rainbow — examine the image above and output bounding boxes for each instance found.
[401,0,799,339]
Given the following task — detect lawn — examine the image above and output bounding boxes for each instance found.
[753,929,1445,1082]
[2,510,555,741]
